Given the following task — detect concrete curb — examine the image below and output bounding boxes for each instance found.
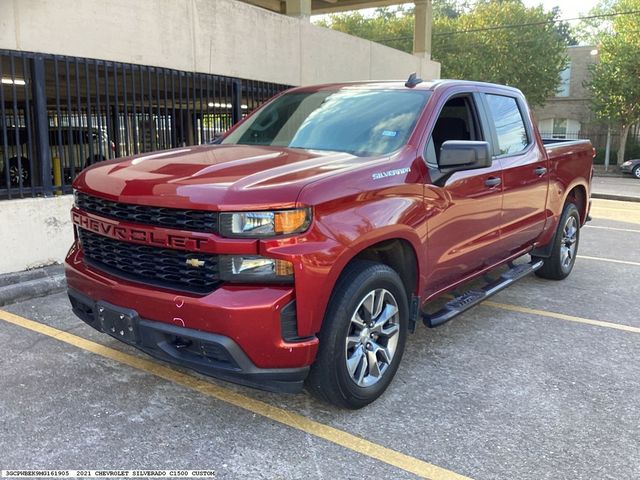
[592,173,626,178]
[0,265,67,307]
[591,192,640,203]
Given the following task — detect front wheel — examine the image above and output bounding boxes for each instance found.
[534,202,580,280]
[306,261,408,409]
[632,165,640,179]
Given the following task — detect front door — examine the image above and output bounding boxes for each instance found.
[422,93,505,296]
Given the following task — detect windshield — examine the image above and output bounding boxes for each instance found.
[221,88,430,156]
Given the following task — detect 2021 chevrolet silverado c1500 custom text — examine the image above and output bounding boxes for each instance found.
[65,78,594,408]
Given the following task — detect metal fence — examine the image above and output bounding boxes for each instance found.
[540,128,640,165]
[0,50,289,200]
[540,125,640,147]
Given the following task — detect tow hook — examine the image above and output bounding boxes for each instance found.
[173,336,193,350]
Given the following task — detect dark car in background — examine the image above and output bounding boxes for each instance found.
[0,127,114,188]
[621,159,640,179]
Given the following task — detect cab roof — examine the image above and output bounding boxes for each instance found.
[289,79,523,95]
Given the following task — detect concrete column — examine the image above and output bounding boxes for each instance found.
[413,0,433,59]
[285,0,311,20]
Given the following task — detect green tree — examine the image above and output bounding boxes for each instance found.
[315,6,415,53]
[585,0,640,164]
[314,0,569,107]
[433,1,568,106]
[432,0,470,19]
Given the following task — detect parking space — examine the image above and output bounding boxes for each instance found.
[1,199,639,480]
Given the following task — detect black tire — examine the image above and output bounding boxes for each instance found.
[306,260,408,409]
[7,156,30,188]
[534,202,580,280]
[632,165,640,180]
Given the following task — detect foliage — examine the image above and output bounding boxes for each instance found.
[314,1,570,107]
[315,6,415,54]
[574,0,619,44]
[432,0,471,19]
[586,0,640,163]
[432,1,568,106]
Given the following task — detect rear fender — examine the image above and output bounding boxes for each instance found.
[532,180,588,257]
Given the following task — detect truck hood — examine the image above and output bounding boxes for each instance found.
[75,144,379,209]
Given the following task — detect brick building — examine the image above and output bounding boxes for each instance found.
[532,45,606,148]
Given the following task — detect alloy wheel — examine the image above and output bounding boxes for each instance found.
[345,288,400,387]
[9,164,28,186]
[560,215,578,269]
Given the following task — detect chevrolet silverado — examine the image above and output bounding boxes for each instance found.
[66,77,594,408]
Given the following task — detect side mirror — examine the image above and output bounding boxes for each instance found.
[439,141,492,172]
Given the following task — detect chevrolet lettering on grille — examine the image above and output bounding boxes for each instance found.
[72,210,209,251]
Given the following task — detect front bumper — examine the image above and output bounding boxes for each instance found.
[68,288,309,393]
[65,243,318,393]
[620,163,635,173]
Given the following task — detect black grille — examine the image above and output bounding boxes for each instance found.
[75,192,218,233]
[79,229,220,294]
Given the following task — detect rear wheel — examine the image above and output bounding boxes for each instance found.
[534,202,580,280]
[306,260,408,409]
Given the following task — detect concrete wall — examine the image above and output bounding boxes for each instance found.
[0,0,440,275]
[0,196,74,275]
[0,0,440,85]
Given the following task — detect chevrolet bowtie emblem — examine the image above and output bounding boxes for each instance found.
[185,258,205,268]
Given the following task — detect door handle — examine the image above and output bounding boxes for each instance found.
[534,166,547,176]
[485,177,501,188]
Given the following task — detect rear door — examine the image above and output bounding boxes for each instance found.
[481,92,549,257]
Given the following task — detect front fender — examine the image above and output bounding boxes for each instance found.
[263,192,427,338]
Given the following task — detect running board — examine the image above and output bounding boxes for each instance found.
[422,259,544,328]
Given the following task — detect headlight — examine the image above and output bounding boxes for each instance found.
[219,255,293,283]
[219,208,311,238]
[622,161,632,167]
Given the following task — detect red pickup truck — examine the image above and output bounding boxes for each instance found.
[65,78,594,408]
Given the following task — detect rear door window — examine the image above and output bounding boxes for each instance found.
[485,94,529,156]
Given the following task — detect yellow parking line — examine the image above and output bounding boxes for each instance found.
[484,301,640,334]
[0,309,470,480]
[590,199,640,224]
[578,255,640,267]
[591,199,639,210]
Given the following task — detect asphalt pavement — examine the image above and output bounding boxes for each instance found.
[1,198,639,480]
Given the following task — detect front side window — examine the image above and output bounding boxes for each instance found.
[424,94,483,167]
[222,89,430,157]
[486,94,529,156]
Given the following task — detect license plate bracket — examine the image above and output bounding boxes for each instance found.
[96,301,140,345]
